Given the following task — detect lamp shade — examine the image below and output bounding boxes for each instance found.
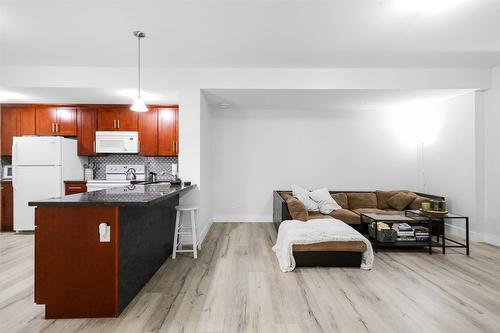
[130,96,148,112]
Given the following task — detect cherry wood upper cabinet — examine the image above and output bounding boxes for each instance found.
[97,106,138,131]
[77,107,97,156]
[56,108,77,136]
[36,107,77,136]
[1,107,18,156]
[36,107,58,135]
[158,107,178,156]
[138,108,158,156]
[1,106,36,156]
[18,107,37,136]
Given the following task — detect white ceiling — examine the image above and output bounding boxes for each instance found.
[0,87,179,105]
[2,0,500,68]
[203,89,473,110]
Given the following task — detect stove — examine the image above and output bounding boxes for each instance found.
[86,164,146,192]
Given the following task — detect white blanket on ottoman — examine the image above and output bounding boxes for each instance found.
[272,219,374,272]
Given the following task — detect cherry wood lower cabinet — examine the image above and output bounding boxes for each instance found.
[1,182,13,232]
[33,196,178,318]
[64,181,87,195]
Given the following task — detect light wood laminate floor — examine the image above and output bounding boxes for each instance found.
[1,223,500,333]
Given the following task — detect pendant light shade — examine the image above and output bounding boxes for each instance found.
[131,96,148,112]
[131,31,148,112]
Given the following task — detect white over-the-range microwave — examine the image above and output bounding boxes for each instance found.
[95,131,139,154]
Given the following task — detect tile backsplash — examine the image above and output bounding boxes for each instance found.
[88,155,178,180]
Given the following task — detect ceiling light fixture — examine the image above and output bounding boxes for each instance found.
[130,31,148,112]
[396,0,466,13]
[0,90,22,101]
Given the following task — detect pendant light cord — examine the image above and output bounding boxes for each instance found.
[137,35,141,98]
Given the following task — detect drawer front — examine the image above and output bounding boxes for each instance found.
[65,183,87,195]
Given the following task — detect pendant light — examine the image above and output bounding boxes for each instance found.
[130,31,148,112]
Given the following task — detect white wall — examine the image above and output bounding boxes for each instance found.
[199,92,215,240]
[211,108,419,222]
[0,65,493,244]
[421,93,478,238]
[484,66,500,246]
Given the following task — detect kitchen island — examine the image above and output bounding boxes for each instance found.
[29,183,194,319]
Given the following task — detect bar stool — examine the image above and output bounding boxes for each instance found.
[172,205,199,259]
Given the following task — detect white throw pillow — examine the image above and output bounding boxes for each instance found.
[291,184,319,211]
[309,188,342,214]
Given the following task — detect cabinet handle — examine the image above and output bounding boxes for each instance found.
[117,119,120,128]
[113,120,116,128]
[56,123,59,132]
[51,123,55,133]
[68,186,83,190]
[93,140,95,153]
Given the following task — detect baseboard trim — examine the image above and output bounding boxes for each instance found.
[484,233,500,247]
[445,223,482,242]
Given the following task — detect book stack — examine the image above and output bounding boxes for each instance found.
[392,223,415,242]
[413,226,430,242]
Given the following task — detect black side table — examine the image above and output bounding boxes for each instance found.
[406,210,470,255]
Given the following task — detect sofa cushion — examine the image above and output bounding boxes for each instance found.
[309,188,341,214]
[308,211,335,220]
[347,192,378,210]
[376,190,398,209]
[387,192,417,211]
[285,197,308,221]
[291,184,319,211]
[328,209,361,225]
[331,193,348,209]
[409,195,431,210]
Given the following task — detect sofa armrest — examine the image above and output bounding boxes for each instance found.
[273,191,292,231]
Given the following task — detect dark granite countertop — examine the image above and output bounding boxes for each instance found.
[29,183,195,207]
[64,180,87,183]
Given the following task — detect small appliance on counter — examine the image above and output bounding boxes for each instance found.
[84,162,95,180]
[170,163,182,185]
[2,165,13,179]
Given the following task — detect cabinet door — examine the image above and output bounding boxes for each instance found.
[1,182,13,232]
[97,108,118,131]
[138,108,158,156]
[36,107,58,135]
[158,108,178,156]
[56,108,77,136]
[115,108,138,131]
[18,107,36,135]
[77,107,97,156]
[1,107,17,156]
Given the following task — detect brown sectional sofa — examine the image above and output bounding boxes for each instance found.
[273,190,445,232]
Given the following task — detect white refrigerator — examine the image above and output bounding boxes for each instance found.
[12,137,87,231]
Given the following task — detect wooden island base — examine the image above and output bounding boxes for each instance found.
[34,196,178,319]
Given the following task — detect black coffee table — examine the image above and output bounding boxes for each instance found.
[405,210,470,255]
[361,213,435,254]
